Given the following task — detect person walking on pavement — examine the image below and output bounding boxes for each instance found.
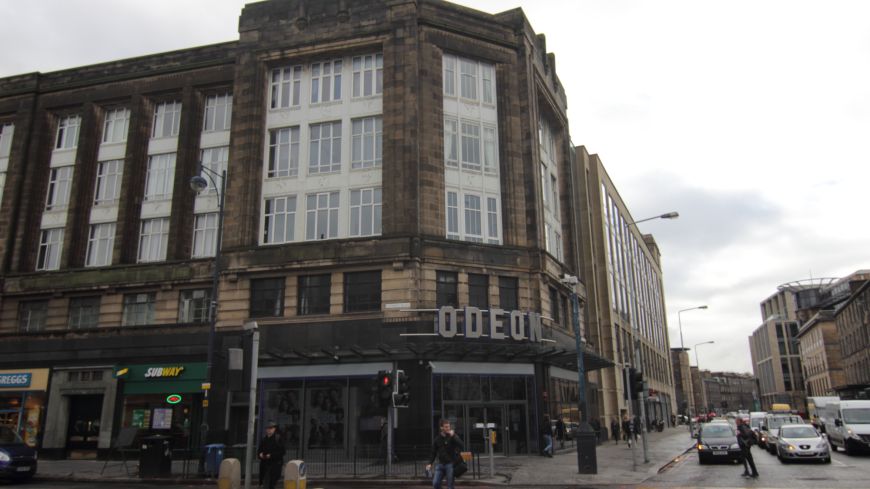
[258,421,286,489]
[611,418,620,444]
[633,415,641,441]
[541,415,554,457]
[622,414,633,447]
[426,418,464,489]
[555,418,566,449]
[736,418,759,478]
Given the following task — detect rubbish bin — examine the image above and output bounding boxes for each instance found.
[204,443,226,477]
[139,435,172,478]
[575,427,598,474]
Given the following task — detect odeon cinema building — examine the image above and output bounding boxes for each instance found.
[0,0,628,458]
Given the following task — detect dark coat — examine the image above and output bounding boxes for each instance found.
[258,433,286,463]
[431,432,464,464]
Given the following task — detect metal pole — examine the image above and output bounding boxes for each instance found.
[243,327,259,489]
[622,364,637,471]
[635,340,649,463]
[202,169,227,446]
[386,407,393,476]
[678,311,684,351]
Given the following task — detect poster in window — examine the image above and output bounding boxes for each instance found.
[306,386,344,448]
[131,409,146,428]
[264,389,302,449]
[152,408,173,429]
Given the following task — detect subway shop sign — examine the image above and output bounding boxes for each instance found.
[115,363,207,395]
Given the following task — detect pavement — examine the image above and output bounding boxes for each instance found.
[33,426,696,487]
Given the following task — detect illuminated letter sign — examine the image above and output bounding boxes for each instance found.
[437,307,458,338]
[144,366,186,379]
[435,306,543,343]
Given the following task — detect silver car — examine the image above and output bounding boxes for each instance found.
[775,424,831,464]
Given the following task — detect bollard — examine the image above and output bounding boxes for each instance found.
[217,458,241,489]
[283,460,307,489]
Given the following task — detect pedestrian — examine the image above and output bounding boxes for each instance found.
[555,418,566,449]
[426,418,464,489]
[611,418,620,444]
[541,415,553,457]
[622,414,632,447]
[257,421,286,489]
[736,418,759,478]
[591,418,602,444]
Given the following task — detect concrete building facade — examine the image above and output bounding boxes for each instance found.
[797,310,845,397]
[834,281,870,399]
[670,348,693,415]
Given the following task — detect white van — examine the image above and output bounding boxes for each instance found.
[822,400,870,455]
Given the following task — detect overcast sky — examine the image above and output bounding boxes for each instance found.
[2,0,868,374]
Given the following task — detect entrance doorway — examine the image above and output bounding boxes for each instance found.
[443,403,529,456]
[66,395,103,452]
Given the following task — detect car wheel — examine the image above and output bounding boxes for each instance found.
[778,453,787,463]
[844,441,854,456]
[830,441,837,452]
[698,454,707,465]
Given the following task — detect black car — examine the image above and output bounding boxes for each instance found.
[696,422,741,464]
[0,425,37,481]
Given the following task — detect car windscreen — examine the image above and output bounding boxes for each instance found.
[780,426,817,439]
[842,408,870,424]
[768,416,801,429]
[0,425,24,444]
[702,425,733,437]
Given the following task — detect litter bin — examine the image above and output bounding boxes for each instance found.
[204,443,226,477]
[575,425,598,474]
[139,435,172,478]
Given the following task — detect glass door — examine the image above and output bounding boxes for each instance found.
[506,404,528,455]
[467,405,506,456]
[66,394,103,450]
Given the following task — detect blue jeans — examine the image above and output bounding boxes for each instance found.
[543,434,553,455]
[432,461,454,489]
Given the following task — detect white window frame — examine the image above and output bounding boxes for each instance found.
[138,217,170,263]
[94,160,123,205]
[271,66,303,109]
[463,194,483,243]
[200,146,228,192]
[446,191,460,240]
[55,115,80,150]
[308,121,342,174]
[37,228,63,271]
[349,187,382,237]
[352,53,383,98]
[192,213,218,258]
[443,54,456,97]
[444,118,458,168]
[203,93,232,132]
[486,196,500,244]
[0,123,13,158]
[267,127,300,178]
[482,63,495,104]
[459,58,478,100]
[102,108,130,144]
[86,222,115,267]
[483,125,498,174]
[263,195,297,245]
[460,121,481,171]
[351,116,382,169]
[45,166,73,211]
[305,191,340,240]
[310,59,342,104]
[122,293,155,326]
[179,289,211,324]
[144,153,176,201]
[152,101,182,139]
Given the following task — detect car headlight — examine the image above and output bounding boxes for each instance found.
[697,444,707,450]
[730,443,740,449]
[0,451,9,462]
[761,435,767,442]
[787,444,797,452]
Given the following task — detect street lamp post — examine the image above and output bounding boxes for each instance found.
[561,274,595,473]
[242,322,260,489]
[189,165,227,451]
[693,341,715,414]
[678,305,708,350]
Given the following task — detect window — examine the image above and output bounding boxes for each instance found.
[344,271,381,312]
[459,59,478,100]
[271,66,303,109]
[460,122,481,171]
[152,101,181,138]
[69,297,100,329]
[486,197,499,244]
[444,118,458,168]
[554,231,563,261]
[268,127,300,178]
[436,271,458,308]
[352,54,383,97]
[19,300,49,332]
[37,228,63,271]
[138,218,169,262]
[540,163,549,208]
[309,121,341,174]
[263,196,297,244]
[305,191,339,240]
[144,153,176,200]
[481,64,495,104]
[203,93,232,132]
[102,108,130,143]
[55,115,80,149]
[179,289,212,324]
[483,126,497,174]
[200,146,228,191]
[443,55,456,96]
[297,274,331,315]
[0,123,12,210]
[498,276,519,311]
[45,166,73,210]
[250,277,285,318]
[122,293,155,326]
[468,273,489,309]
[463,194,482,242]
[349,187,381,237]
[351,116,382,169]
[86,223,115,267]
[192,213,218,258]
[94,160,123,205]
[550,287,561,325]
[446,191,459,239]
[551,174,559,216]
[310,59,342,104]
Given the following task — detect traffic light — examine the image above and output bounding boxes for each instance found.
[393,370,410,408]
[631,369,645,400]
[377,370,393,408]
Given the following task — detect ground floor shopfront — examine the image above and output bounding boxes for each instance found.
[0,369,49,447]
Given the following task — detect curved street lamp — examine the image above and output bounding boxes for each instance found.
[693,340,715,414]
[678,305,708,350]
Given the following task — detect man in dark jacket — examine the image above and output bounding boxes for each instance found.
[426,419,464,489]
[736,418,759,478]
[258,421,286,489]
[611,418,620,444]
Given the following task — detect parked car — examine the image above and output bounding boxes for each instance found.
[0,425,37,482]
[822,399,870,455]
[761,413,803,454]
[695,422,741,464]
[775,424,831,464]
[749,412,767,445]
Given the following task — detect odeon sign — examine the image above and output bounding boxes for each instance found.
[436,306,543,343]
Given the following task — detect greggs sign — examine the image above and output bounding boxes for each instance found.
[437,306,543,343]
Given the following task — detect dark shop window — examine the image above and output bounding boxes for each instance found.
[468,273,489,309]
[250,278,285,318]
[498,276,518,311]
[298,274,331,315]
[436,271,458,308]
[344,271,382,312]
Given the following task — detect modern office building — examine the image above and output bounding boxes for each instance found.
[0,0,652,458]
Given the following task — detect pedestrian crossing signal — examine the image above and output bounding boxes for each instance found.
[393,370,410,408]
[377,370,393,408]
